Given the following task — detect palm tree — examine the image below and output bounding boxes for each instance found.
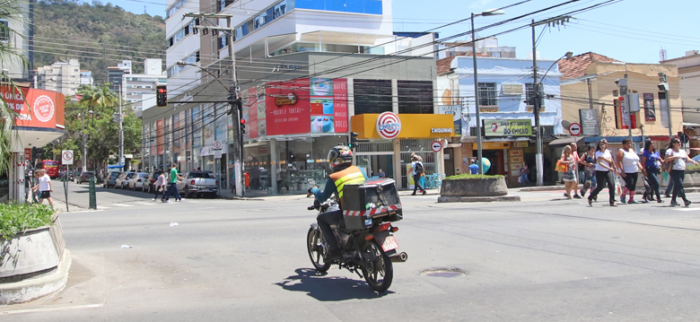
[0,0,25,175]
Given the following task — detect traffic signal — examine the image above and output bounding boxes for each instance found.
[156,85,167,108]
[240,118,246,134]
[350,132,359,148]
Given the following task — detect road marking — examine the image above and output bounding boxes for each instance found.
[111,203,133,207]
[1,303,104,315]
[673,208,699,211]
[134,202,156,206]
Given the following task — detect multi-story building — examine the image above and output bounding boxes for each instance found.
[123,59,166,112]
[438,37,516,59]
[80,70,94,86]
[107,60,132,93]
[0,0,33,81]
[34,59,81,96]
[661,50,700,152]
[437,55,563,185]
[148,0,454,194]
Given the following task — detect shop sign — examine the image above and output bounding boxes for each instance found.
[484,119,532,137]
[438,105,462,136]
[0,86,64,129]
[431,128,452,134]
[376,112,401,139]
[513,141,529,148]
[480,107,499,113]
[579,109,600,136]
[473,142,510,150]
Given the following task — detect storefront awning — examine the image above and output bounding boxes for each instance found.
[351,113,455,139]
[549,137,584,147]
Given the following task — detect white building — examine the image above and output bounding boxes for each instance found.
[661,50,700,125]
[80,70,94,86]
[0,0,31,80]
[35,59,81,96]
[165,0,436,97]
[438,37,516,59]
[123,59,166,112]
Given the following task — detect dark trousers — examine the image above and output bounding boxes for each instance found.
[589,170,616,204]
[165,182,181,201]
[153,185,165,199]
[413,174,425,193]
[665,177,674,196]
[646,167,661,200]
[622,173,638,191]
[670,170,687,202]
[317,210,344,251]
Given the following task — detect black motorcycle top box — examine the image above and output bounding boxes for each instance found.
[342,178,403,230]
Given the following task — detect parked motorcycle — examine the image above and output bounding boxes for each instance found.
[306,178,406,292]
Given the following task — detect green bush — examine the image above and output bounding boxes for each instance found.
[686,164,700,172]
[444,174,504,180]
[0,203,55,240]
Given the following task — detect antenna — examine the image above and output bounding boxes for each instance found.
[144,5,147,14]
[660,47,667,61]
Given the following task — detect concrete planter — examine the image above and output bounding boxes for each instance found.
[0,215,70,305]
[438,176,518,203]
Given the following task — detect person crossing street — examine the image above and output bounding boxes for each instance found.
[163,165,184,203]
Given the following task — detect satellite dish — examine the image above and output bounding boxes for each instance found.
[561,120,571,129]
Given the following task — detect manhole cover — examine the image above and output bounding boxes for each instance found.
[419,268,467,278]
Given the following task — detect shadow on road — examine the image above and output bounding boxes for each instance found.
[275,268,393,301]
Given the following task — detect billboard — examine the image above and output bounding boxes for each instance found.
[483,119,532,137]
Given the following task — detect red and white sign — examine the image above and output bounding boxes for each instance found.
[431,140,443,152]
[213,140,222,150]
[376,112,401,139]
[0,86,64,129]
[61,150,73,165]
[266,79,310,136]
[568,123,582,136]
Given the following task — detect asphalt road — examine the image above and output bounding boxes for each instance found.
[5,190,700,321]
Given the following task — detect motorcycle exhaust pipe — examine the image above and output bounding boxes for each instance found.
[390,252,408,263]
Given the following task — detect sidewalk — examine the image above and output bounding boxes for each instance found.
[217,187,442,201]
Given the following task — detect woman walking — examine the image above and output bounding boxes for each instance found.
[152,170,166,201]
[588,139,618,207]
[560,145,577,199]
[579,145,597,197]
[616,139,643,204]
[641,140,664,203]
[665,138,698,207]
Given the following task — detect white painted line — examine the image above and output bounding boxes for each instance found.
[1,303,104,315]
[134,202,156,206]
[673,208,699,211]
[111,203,133,207]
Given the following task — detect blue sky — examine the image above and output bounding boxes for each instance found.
[117,0,699,64]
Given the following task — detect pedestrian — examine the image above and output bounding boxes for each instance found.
[587,139,618,207]
[469,159,479,174]
[152,170,166,201]
[663,142,675,198]
[566,143,582,198]
[519,162,530,186]
[378,169,386,178]
[641,140,664,203]
[665,138,697,207]
[616,139,643,204]
[276,167,283,194]
[579,145,597,197]
[411,154,426,195]
[163,165,184,203]
[560,145,578,199]
[33,169,54,209]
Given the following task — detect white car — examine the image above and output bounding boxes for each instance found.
[115,172,135,189]
[128,172,149,191]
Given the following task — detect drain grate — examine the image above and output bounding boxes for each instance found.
[419,267,467,278]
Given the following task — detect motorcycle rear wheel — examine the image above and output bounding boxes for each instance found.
[361,241,393,292]
[307,227,331,272]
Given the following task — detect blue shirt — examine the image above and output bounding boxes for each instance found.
[469,164,479,174]
[641,150,660,169]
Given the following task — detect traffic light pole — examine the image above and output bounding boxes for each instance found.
[226,16,244,198]
[119,86,124,171]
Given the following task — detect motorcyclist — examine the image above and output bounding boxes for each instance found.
[309,145,367,260]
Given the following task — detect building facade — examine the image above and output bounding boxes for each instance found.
[124,59,166,112]
[35,59,81,96]
[661,50,700,154]
[107,60,132,93]
[437,55,563,185]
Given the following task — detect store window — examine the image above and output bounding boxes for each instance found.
[400,139,437,188]
[354,79,392,115]
[478,82,497,106]
[267,137,339,194]
[398,80,433,114]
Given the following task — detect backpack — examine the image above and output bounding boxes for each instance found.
[414,162,424,174]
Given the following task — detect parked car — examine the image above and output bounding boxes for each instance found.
[128,172,149,191]
[115,172,134,189]
[75,171,95,184]
[104,172,121,188]
[176,171,219,198]
[142,171,159,193]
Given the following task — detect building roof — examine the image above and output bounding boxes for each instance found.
[558,52,622,80]
[436,52,488,75]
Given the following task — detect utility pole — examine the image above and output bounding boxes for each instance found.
[81,113,87,171]
[471,12,484,175]
[119,86,124,171]
[659,72,672,140]
[531,19,543,186]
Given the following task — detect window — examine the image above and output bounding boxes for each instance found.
[478,82,497,106]
[398,81,433,114]
[525,83,544,106]
[166,0,189,19]
[274,1,287,18]
[0,20,9,42]
[219,0,234,12]
[218,36,228,50]
[354,79,392,115]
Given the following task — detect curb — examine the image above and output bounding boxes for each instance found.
[0,249,72,305]
[437,195,521,203]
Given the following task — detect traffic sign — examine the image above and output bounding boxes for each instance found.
[431,141,443,153]
[213,140,223,150]
[568,123,582,136]
[61,150,74,165]
[120,157,125,166]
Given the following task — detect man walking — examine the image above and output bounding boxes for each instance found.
[33,169,54,208]
[163,165,184,203]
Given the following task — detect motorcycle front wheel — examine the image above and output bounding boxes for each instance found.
[307,227,331,272]
[361,241,393,292]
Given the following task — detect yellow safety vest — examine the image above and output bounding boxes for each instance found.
[329,166,365,203]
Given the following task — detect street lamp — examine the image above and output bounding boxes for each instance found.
[471,9,505,174]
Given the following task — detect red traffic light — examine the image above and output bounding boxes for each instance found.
[240,119,246,124]
[158,88,166,94]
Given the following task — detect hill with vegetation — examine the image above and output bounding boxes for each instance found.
[33,0,166,83]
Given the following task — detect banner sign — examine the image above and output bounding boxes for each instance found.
[643,93,656,122]
[438,105,462,136]
[483,119,532,137]
[0,86,65,130]
[579,109,600,136]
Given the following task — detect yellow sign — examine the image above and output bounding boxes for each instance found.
[480,107,499,113]
[351,114,455,139]
[526,106,545,112]
[513,141,529,148]
[484,119,532,137]
[473,142,510,150]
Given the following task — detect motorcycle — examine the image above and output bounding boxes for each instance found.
[306,178,407,292]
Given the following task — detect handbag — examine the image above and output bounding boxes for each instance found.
[661,160,673,173]
[555,160,568,172]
